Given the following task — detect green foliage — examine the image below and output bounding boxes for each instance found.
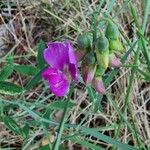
[2,115,28,138]
[14,64,38,76]
[25,66,46,90]
[0,81,23,95]
[0,56,14,81]
[37,40,46,69]
[48,100,75,110]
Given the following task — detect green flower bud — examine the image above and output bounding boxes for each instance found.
[84,51,96,64]
[95,36,109,69]
[96,50,109,69]
[95,36,109,53]
[77,32,92,51]
[105,21,119,40]
[109,38,124,53]
[95,65,106,76]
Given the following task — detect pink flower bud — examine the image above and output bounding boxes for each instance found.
[92,77,105,94]
[109,54,122,68]
[82,63,96,85]
[76,49,86,61]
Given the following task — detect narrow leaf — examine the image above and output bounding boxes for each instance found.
[25,66,47,90]
[81,128,137,150]
[48,100,75,110]
[14,64,38,76]
[2,115,23,136]
[0,64,14,81]
[0,81,23,95]
[37,40,46,69]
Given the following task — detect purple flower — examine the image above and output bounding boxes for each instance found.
[42,41,78,97]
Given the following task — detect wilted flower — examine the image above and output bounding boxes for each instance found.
[42,41,78,97]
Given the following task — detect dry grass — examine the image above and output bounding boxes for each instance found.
[0,0,150,149]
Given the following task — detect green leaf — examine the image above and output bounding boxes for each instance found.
[22,124,29,138]
[0,81,23,95]
[14,64,38,76]
[37,40,46,69]
[67,136,105,150]
[0,55,14,81]
[81,127,137,150]
[48,100,76,110]
[24,66,46,90]
[2,115,24,137]
[0,64,14,81]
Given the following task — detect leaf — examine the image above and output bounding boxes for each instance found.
[48,100,76,110]
[0,81,23,95]
[81,127,137,150]
[66,136,105,150]
[0,64,14,81]
[0,55,14,81]
[24,66,46,90]
[2,115,24,137]
[22,124,29,138]
[14,64,38,76]
[37,40,46,69]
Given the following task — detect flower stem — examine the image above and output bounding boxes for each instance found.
[52,84,74,150]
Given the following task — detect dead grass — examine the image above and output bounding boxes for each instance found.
[0,0,149,149]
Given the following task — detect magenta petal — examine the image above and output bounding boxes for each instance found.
[43,41,78,82]
[42,67,69,97]
[42,67,62,84]
[44,42,69,70]
[66,41,78,81]
[82,63,88,83]
[50,73,69,97]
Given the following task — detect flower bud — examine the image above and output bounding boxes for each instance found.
[95,65,105,76]
[82,63,96,84]
[106,21,119,40]
[109,54,122,68]
[92,76,105,94]
[77,32,92,51]
[105,21,124,53]
[76,49,86,61]
[96,50,109,69]
[109,38,124,52]
[95,36,109,69]
[95,36,109,53]
[84,51,96,64]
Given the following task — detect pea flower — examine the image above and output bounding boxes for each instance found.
[42,41,78,97]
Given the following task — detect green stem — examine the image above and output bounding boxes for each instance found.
[52,85,74,150]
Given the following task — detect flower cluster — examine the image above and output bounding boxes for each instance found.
[77,21,123,94]
[41,21,123,97]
